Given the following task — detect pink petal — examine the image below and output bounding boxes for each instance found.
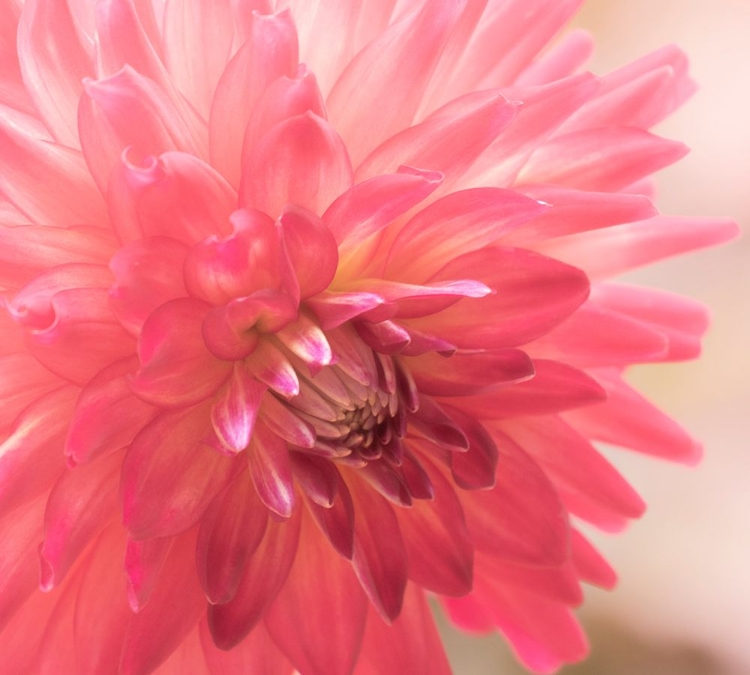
[323,166,442,259]
[245,340,300,398]
[240,111,352,219]
[515,29,594,87]
[327,0,468,165]
[200,619,293,675]
[121,402,240,538]
[385,187,547,281]
[307,291,388,331]
[259,394,316,448]
[39,451,121,590]
[0,353,60,437]
[264,510,368,675]
[356,90,518,186]
[502,415,646,521]
[151,625,209,675]
[459,429,570,566]
[305,473,355,559]
[208,510,301,649]
[0,116,106,227]
[162,0,234,118]
[279,205,339,299]
[120,530,206,675]
[569,528,617,590]
[247,421,295,518]
[0,495,45,632]
[80,67,208,191]
[197,471,268,604]
[241,64,327,166]
[276,313,333,371]
[65,357,156,466]
[109,237,189,335]
[0,387,77,518]
[443,405,499,490]
[290,454,340,508]
[0,225,116,290]
[355,319,410,355]
[408,396,469,450]
[124,535,171,612]
[564,369,703,464]
[407,247,590,350]
[396,460,473,596]
[209,9,298,186]
[537,215,739,280]
[356,584,452,675]
[456,359,606,419]
[130,298,231,407]
[407,348,534,396]
[348,473,408,622]
[211,364,266,454]
[108,151,236,245]
[17,0,91,147]
[507,185,657,243]
[519,126,688,192]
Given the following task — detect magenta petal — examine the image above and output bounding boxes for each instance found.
[348,473,408,622]
[443,406,499,490]
[246,340,300,398]
[120,402,239,539]
[290,454,340,508]
[197,471,268,605]
[307,291,387,330]
[211,365,266,454]
[306,475,355,560]
[248,421,295,518]
[408,395,469,450]
[265,511,368,675]
[109,236,189,335]
[569,529,617,590]
[208,510,301,649]
[39,451,121,590]
[131,298,231,407]
[240,111,353,219]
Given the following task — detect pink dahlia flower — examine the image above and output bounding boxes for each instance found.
[0,0,737,673]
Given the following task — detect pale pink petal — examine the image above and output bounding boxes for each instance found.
[0,354,60,437]
[17,0,92,147]
[240,112,352,219]
[120,402,240,538]
[108,151,236,245]
[327,0,469,165]
[0,387,77,518]
[515,29,594,87]
[0,116,106,227]
[80,67,208,191]
[276,313,333,371]
[109,237,189,335]
[163,0,234,118]
[196,471,268,604]
[265,510,368,675]
[245,340,300,398]
[536,215,739,280]
[385,187,547,281]
[208,510,301,649]
[519,127,688,192]
[209,10,298,186]
[564,369,703,464]
[259,394,316,448]
[357,90,518,191]
[356,584,452,675]
[130,298,231,407]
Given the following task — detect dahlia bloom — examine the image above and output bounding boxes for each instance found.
[0,0,737,673]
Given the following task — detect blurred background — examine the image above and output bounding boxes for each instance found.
[442,1,750,673]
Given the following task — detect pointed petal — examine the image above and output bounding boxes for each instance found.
[211,365,266,454]
[265,510,368,675]
[124,535,171,612]
[247,421,295,518]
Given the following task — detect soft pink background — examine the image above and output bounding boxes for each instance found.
[443,2,750,673]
